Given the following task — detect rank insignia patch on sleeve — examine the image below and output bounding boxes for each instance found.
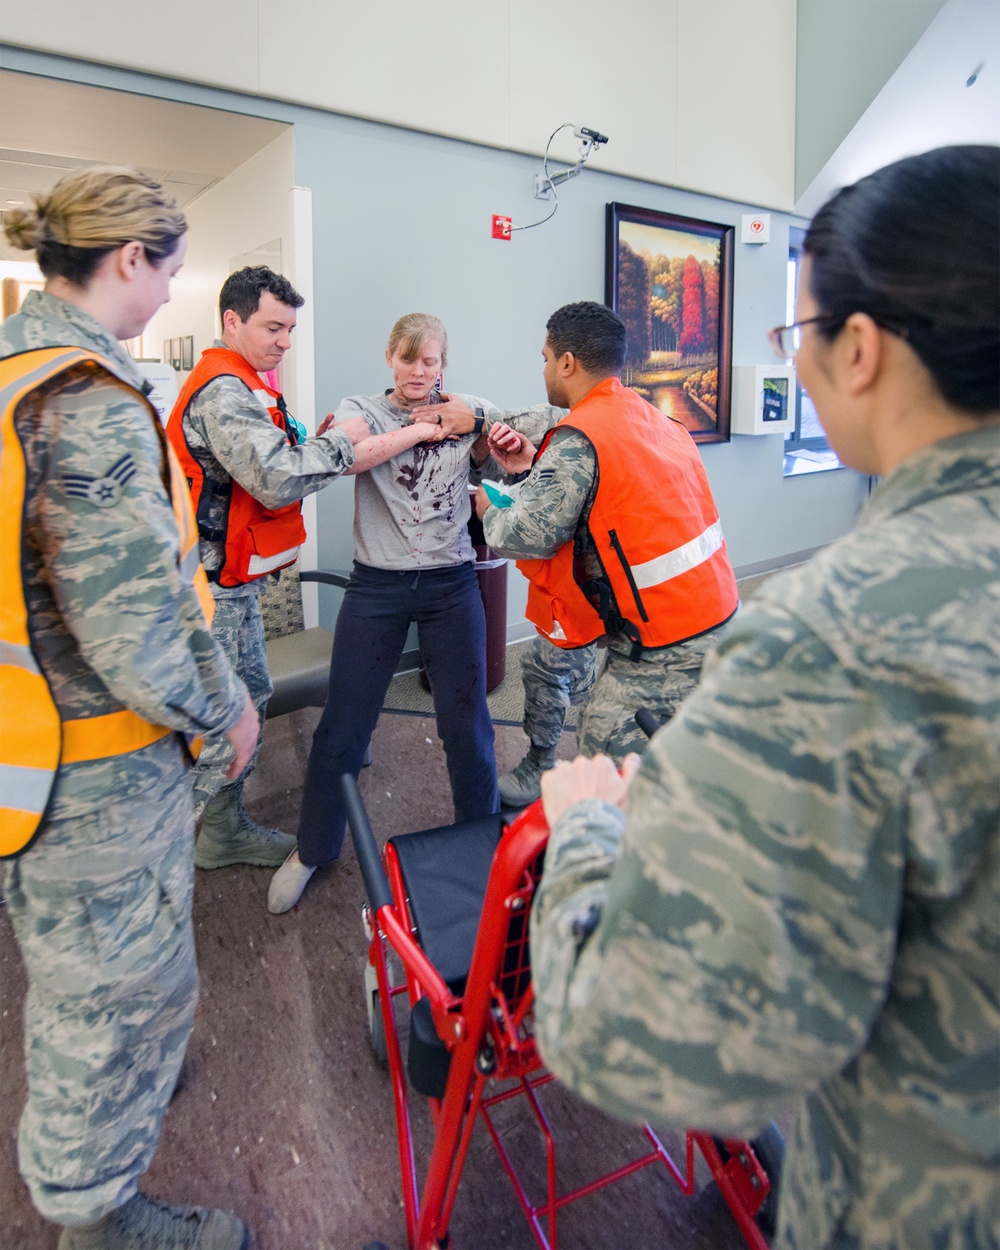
[62,453,137,508]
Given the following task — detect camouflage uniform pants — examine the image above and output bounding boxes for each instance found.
[190,580,271,820]
[578,625,727,765]
[2,738,198,1226]
[522,634,599,751]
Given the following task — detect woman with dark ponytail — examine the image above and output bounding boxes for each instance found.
[801,144,998,418]
[529,146,1000,1250]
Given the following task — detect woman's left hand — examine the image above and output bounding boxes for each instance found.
[488,422,536,474]
[540,753,643,828]
[415,419,449,443]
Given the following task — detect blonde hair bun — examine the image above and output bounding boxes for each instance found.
[3,204,47,252]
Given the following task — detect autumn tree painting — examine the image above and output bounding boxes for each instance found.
[678,255,706,357]
[606,203,733,442]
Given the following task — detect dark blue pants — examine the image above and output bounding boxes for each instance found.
[297,561,499,866]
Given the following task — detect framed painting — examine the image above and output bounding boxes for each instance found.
[606,202,734,443]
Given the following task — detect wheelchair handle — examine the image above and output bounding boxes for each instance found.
[340,774,393,913]
[635,707,663,740]
[299,569,351,589]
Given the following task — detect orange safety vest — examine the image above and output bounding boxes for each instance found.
[0,347,214,858]
[517,377,738,652]
[167,348,306,588]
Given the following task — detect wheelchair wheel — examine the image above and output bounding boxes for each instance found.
[364,960,388,1067]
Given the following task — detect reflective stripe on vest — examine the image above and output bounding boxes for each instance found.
[0,347,211,858]
[630,519,725,590]
[247,544,301,577]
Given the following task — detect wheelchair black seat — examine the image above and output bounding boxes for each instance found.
[388,812,507,993]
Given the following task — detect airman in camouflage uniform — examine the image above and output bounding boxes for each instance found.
[178,351,357,827]
[482,423,729,767]
[531,426,1000,1248]
[0,291,249,1232]
[173,267,367,871]
[476,403,602,802]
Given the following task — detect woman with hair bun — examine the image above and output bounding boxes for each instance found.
[530,145,1000,1249]
[0,167,255,1249]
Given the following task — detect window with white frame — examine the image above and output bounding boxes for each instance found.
[782,228,843,476]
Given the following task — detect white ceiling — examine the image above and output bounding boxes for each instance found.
[0,71,288,212]
[796,0,999,217]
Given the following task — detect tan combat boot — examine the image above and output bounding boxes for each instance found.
[58,1193,248,1249]
[498,744,557,807]
[195,781,296,869]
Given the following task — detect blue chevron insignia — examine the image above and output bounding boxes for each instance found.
[62,453,137,508]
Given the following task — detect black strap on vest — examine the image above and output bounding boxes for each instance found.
[274,394,301,446]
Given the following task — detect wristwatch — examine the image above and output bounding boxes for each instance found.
[472,407,485,436]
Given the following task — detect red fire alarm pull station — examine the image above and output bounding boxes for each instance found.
[491,214,512,241]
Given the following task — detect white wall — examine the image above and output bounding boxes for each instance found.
[145,127,326,622]
[795,0,1000,217]
[795,0,946,199]
[145,128,297,403]
[3,0,798,209]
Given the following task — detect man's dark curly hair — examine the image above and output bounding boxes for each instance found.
[545,301,627,375]
[219,266,304,323]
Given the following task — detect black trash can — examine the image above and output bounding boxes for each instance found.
[466,485,508,692]
[419,487,508,694]
[474,543,508,693]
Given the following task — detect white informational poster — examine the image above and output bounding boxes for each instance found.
[134,360,180,425]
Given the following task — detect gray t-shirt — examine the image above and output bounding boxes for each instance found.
[338,390,491,570]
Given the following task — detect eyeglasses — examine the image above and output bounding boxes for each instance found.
[768,314,843,360]
[769,312,909,360]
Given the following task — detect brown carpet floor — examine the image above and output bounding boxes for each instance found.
[1,704,766,1250]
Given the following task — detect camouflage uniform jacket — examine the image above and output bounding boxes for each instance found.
[531,426,1000,1248]
[179,341,356,577]
[0,292,247,811]
[481,422,597,578]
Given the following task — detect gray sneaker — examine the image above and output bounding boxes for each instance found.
[498,746,557,807]
[195,783,296,869]
[58,1193,248,1250]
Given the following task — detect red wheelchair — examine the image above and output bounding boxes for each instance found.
[343,774,783,1250]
